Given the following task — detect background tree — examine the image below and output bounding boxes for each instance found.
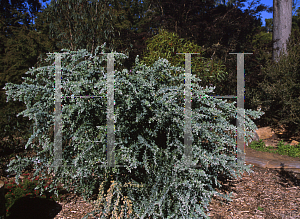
[0,0,42,27]
[248,2,300,138]
[263,3,300,33]
[31,0,160,72]
[0,1,62,149]
[35,0,137,57]
[99,0,165,72]
[272,0,293,63]
[256,25,300,138]
[293,6,300,31]
[0,0,44,79]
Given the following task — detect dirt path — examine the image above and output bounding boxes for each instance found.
[245,145,300,162]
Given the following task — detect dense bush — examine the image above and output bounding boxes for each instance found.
[255,28,300,138]
[3,42,263,218]
[139,27,229,95]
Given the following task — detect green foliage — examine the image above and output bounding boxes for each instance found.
[106,0,272,98]
[250,31,272,51]
[39,0,128,55]
[264,18,273,33]
[3,43,264,218]
[242,27,273,121]
[0,2,63,147]
[0,24,56,86]
[248,139,300,158]
[256,27,300,139]
[292,8,300,32]
[257,206,264,211]
[139,27,229,91]
[276,141,300,157]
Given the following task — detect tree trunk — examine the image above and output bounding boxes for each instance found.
[272,0,293,63]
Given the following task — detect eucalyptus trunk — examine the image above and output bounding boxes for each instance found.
[272,0,293,63]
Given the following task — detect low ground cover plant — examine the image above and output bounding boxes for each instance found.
[249,139,300,158]
[3,43,264,218]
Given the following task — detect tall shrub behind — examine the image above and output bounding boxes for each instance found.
[3,43,263,218]
[256,28,300,138]
[139,28,229,95]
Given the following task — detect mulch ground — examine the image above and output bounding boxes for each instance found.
[205,165,300,218]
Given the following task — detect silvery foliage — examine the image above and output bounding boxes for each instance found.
[3,42,264,218]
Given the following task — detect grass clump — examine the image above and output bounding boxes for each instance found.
[248,139,300,158]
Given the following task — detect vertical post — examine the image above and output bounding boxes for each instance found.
[107,53,115,168]
[184,54,192,166]
[52,53,67,168]
[237,54,245,166]
[176,53,200,167]
[229,53,252,166]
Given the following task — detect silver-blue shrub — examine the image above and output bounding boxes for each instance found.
[3,42,264,218]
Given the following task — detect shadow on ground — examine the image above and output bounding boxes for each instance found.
[213,165,300,200]
[6,196,62,219]
[276,166,300,187]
